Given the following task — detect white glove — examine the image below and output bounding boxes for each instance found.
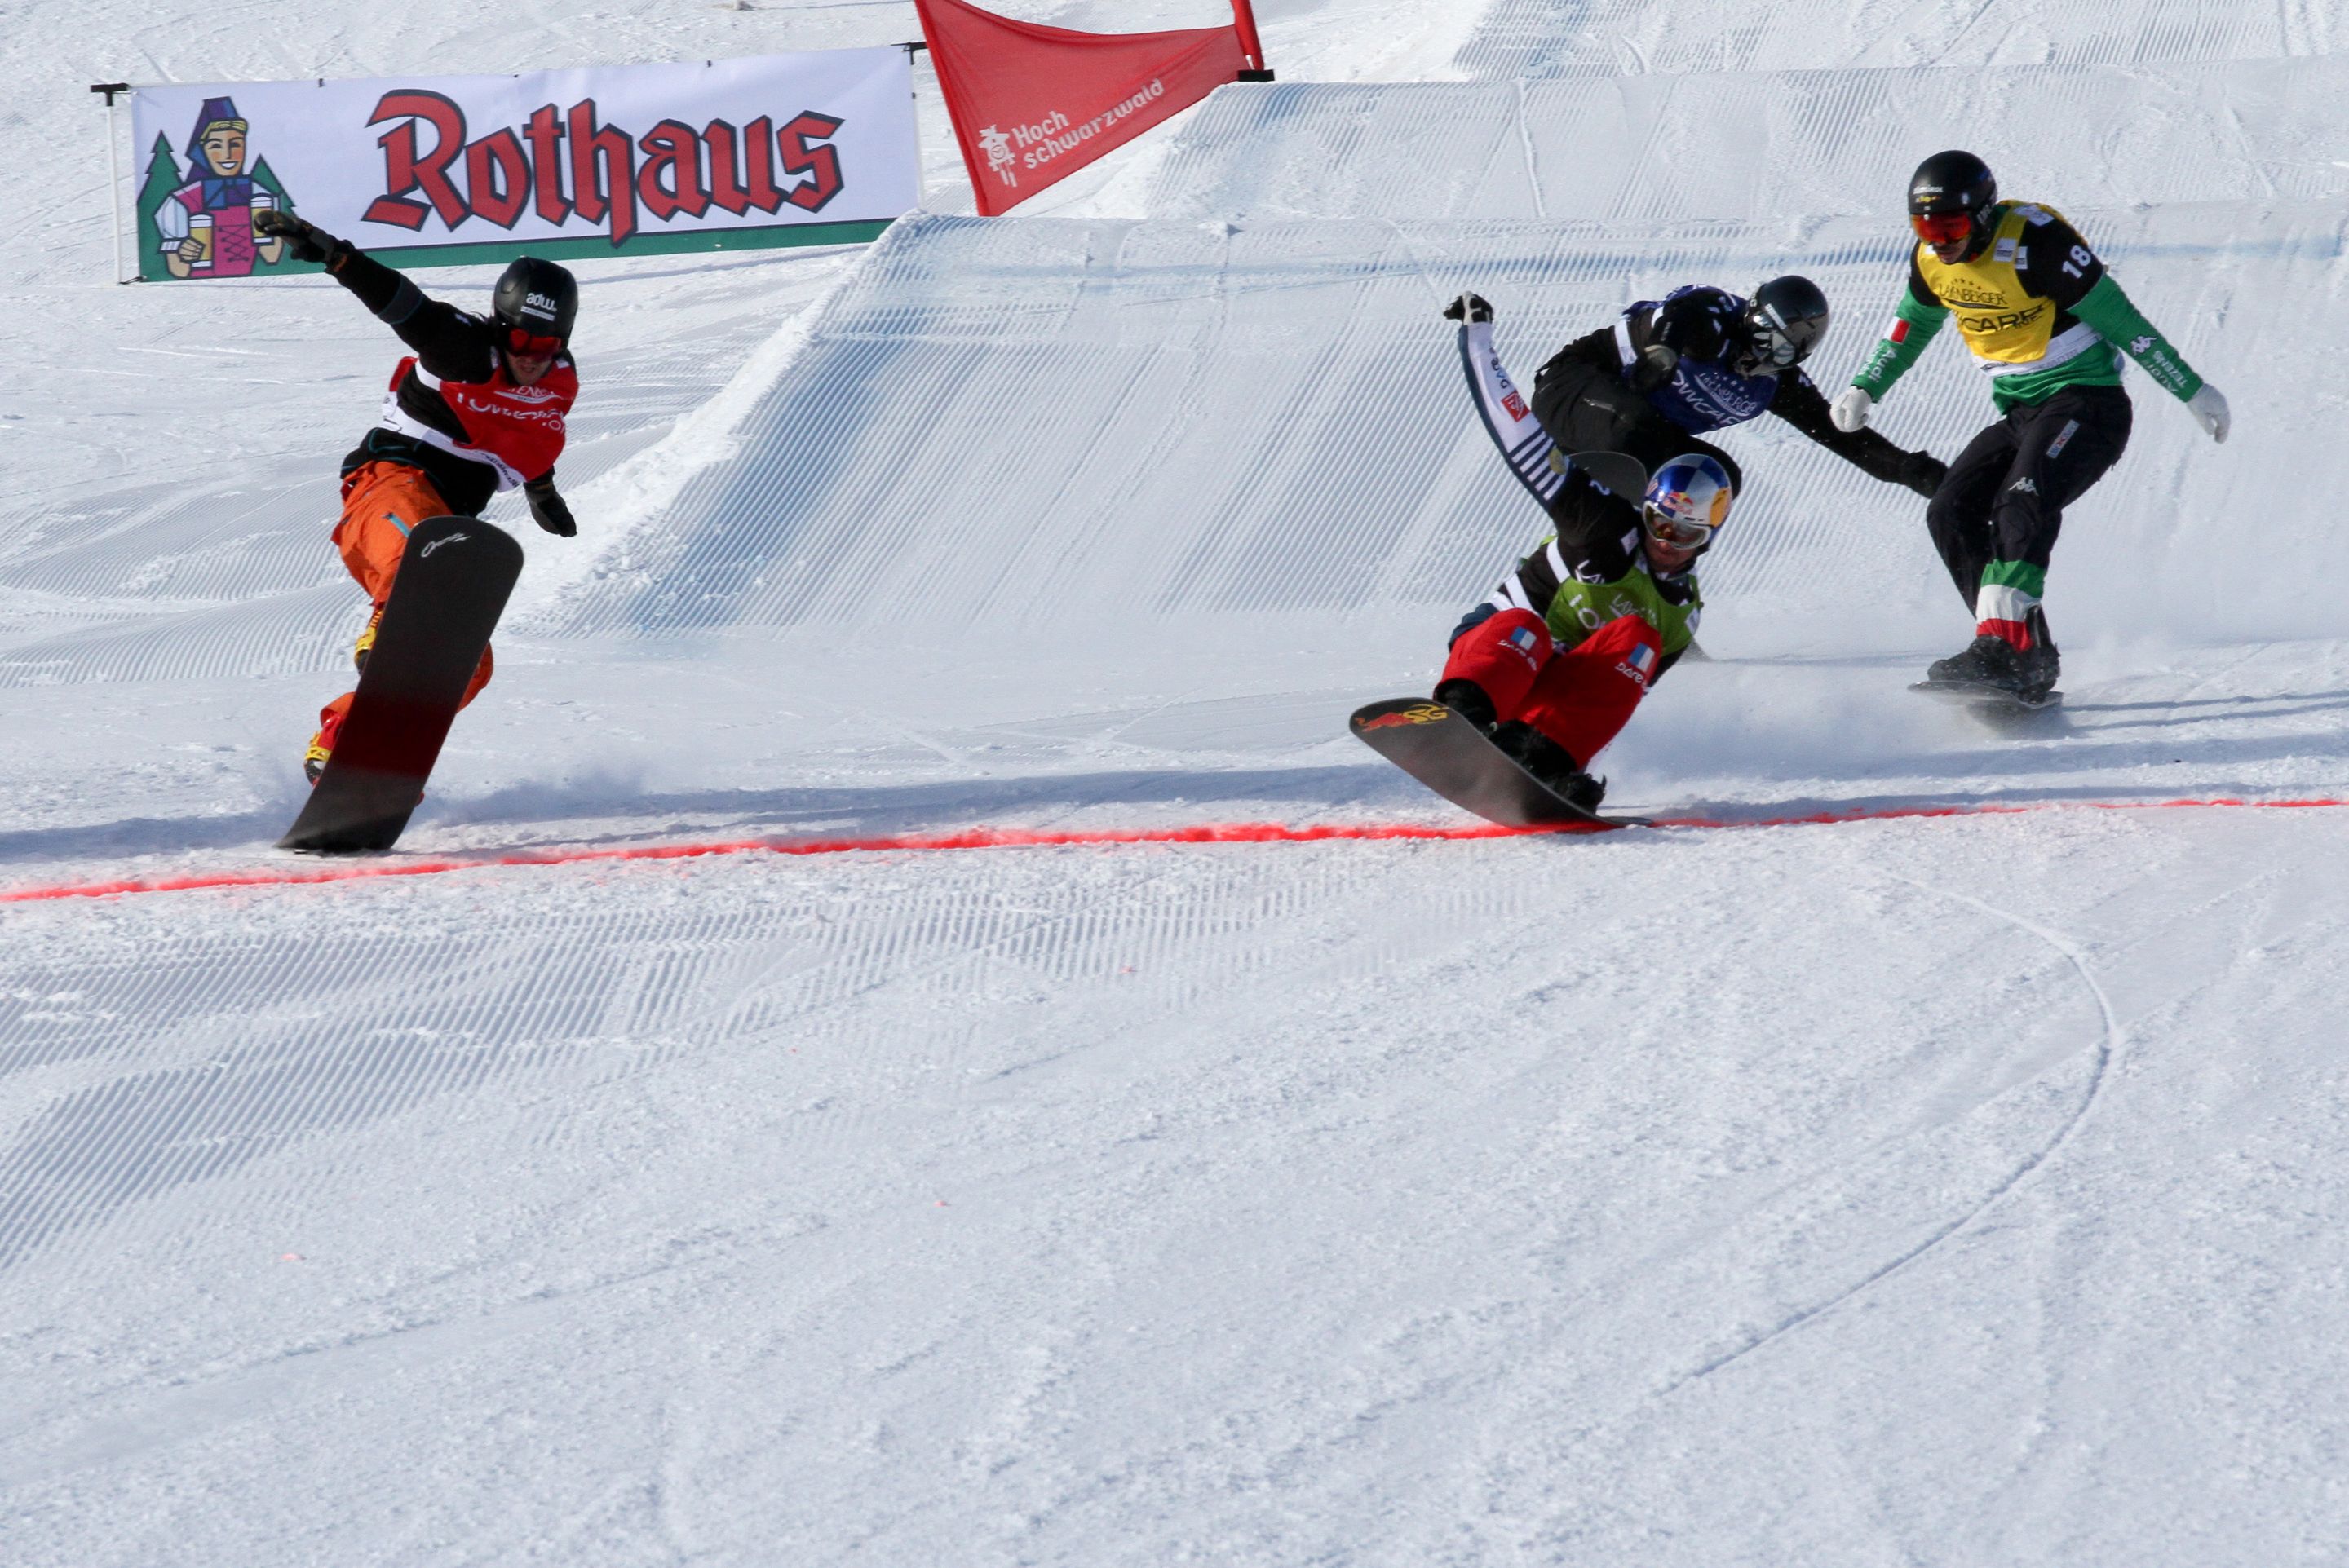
[2188,382,2229,444]
[1830,386,1873,433]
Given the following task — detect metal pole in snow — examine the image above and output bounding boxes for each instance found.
[91,83,130,284]
[1228,0,1274,79]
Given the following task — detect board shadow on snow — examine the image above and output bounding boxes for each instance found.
[423,761,1423,843]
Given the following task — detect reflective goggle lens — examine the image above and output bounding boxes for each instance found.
[1643,505,1714,550]
[1911,211,1972,246]
[1753,322,1799,368]
[507,329,563,356]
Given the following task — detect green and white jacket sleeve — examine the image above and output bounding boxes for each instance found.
[2071,273,2205,401]
[1848,289,1949,401]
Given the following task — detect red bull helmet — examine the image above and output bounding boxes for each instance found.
[1642,453,1735,551]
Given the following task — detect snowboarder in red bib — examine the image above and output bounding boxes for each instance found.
[1434,453,1732,812]
[254,210,580,781]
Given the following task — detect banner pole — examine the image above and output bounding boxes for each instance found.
[91,83,131,283]
[1228,0,1273,78]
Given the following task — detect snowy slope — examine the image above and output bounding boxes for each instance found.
[7,0,2349,1563]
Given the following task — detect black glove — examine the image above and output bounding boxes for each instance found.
[1627,342,1679,394]
[525,478,575,537]
[1442,292,1494,325]
[253,208,350,269]
[1898,450,1948,498]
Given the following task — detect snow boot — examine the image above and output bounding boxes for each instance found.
[1433,678,1498,732]
[303,707,347,787]
[1489,722,1606,812]
[1927,634,2026,691]
[352,604,385,674]
[2017,607,2060,698]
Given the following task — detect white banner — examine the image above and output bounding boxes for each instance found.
[128,51,918,280]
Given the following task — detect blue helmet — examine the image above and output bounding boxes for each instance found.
[1643,453,1735,551]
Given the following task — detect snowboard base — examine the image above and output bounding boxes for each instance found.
[1350,697,1648,831]
[1910,679,2064,714]
[280,516,523,855]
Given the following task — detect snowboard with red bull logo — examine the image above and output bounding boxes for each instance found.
[1348,698,1648,831]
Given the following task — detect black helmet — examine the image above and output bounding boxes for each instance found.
[1736,274,1829,375]
[492,256,577,346]
[1908,150,1997,255]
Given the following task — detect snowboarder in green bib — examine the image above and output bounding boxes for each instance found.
[1831,149,2230,700]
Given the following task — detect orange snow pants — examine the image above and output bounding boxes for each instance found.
[316,462,493,744]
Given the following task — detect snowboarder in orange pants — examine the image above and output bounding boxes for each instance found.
[254,207,580,782]
[316,462,498,754]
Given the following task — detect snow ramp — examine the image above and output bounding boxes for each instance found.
[546,214,2338,659]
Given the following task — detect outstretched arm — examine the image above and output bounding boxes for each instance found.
[1847,267,1950,404]
[1772,372,1945,497]
[2014,213,2227,442]
[253,211,493,382]
[2068,273,2227,439]
[1446,294,1569,511]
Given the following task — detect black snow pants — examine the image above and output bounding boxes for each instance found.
[1529,353,1744,497]
[1925,382,2133,610]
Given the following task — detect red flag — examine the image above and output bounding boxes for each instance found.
[916,0,1256,215]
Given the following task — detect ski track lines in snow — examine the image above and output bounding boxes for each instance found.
[1152,58,2349,220]
[1663,876,2127,1393]
[545,194,2335,651]
[0,842,1475,1280]
[11,0,2349,1555]
[1448,0,2346,79]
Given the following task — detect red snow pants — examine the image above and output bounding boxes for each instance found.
[1441,607,1661,767]
[314,462,493,749]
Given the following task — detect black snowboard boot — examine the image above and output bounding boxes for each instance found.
[1489,722,1607,812]
[1433,678,1498,733]
[2017,607,2060,698]
[1926,633,2026,691]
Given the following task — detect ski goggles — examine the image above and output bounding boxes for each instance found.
[1740,317,1805,373]
[505,328,564,356]
[1910,211,1974,247]
[1643,503,1716,550]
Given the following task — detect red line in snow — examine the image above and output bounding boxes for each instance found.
[2,797,2342,905]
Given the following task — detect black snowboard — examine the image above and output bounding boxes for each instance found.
[1909,679,2064,715]
[280,516,524,854]
[1349,697,1648,830]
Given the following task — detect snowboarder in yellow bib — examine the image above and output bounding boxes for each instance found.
[1831,150,2230,700]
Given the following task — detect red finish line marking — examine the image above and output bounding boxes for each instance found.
[2,797,2343,905]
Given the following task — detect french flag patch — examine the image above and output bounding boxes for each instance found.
[1506,627,1540,653]
[1626,643,1656,675]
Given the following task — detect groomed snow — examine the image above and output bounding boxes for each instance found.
[5,0,2348,1562]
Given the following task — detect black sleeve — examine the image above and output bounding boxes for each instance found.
[1541,474,1643,576]
[1904,250,1943,311]
[331,249,497,382]
[2015,210,2105,309]
[1769,370,1918,483]
[1543,322,1628,378]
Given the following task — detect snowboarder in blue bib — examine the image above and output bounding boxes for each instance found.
[1831,149,2230,700]
[1521,277,1948,501]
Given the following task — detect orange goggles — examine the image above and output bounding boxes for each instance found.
[506,328,563,356]
[1910,211,1973,247]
